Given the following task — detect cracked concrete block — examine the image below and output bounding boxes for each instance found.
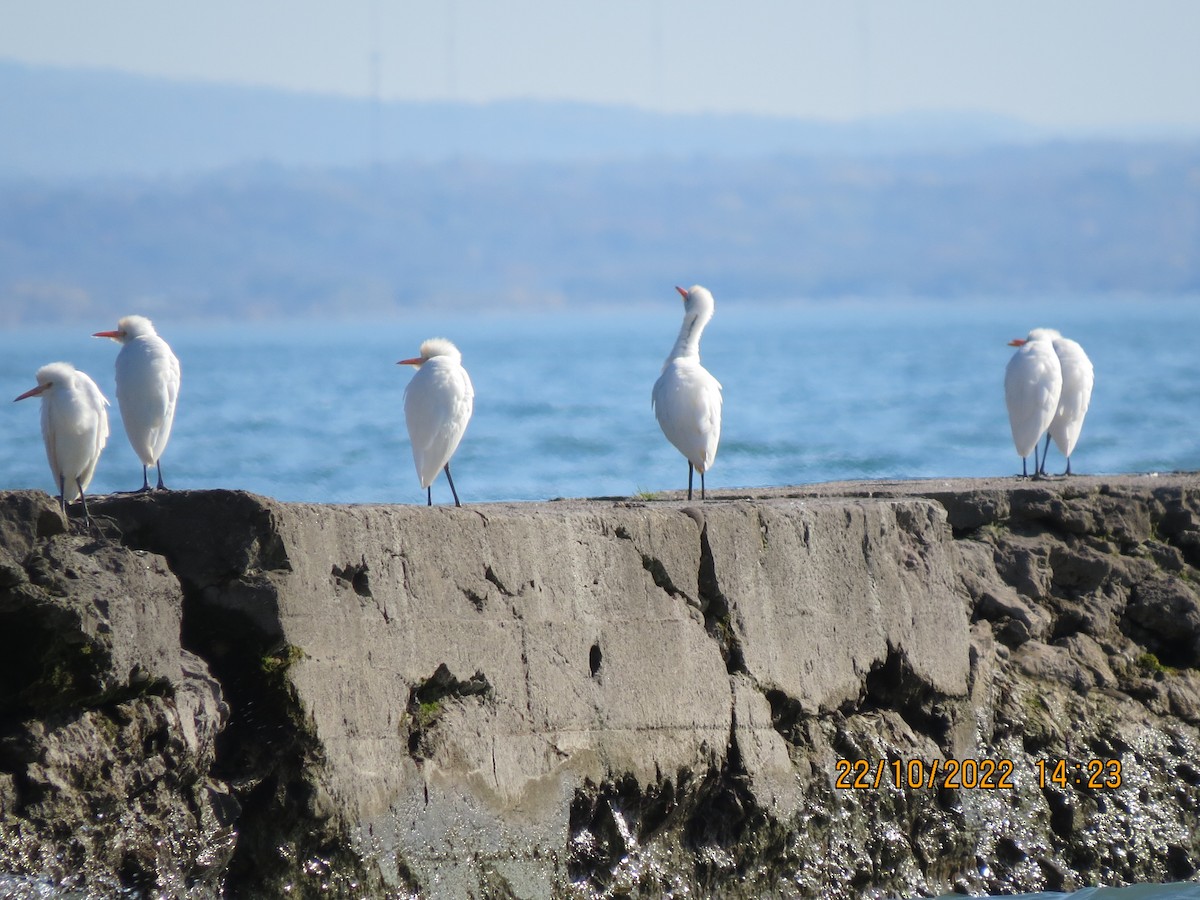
[701,498,971,713]
[731,673,801,819]
[215,500,730,891]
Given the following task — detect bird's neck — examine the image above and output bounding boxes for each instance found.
[667,310,710,362]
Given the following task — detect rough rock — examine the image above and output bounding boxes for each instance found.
[0,492,232,897]
[0,473,1198,897]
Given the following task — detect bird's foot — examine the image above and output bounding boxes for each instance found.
[64,507,94,533]
[71,513,120,538]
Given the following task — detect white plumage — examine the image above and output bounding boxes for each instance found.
[14,362,110,521]
[1004,328,1063,477]
[652,285,723,500]
[399,338,474,506]
[94,315,181,491]
[1046,334,1094,474]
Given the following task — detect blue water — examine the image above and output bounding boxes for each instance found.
[0,876,1194,900]
[1,296,1198,505]
[939,887,1200,900]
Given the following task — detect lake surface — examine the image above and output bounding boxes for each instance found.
[2,296,1196,505]
[959,887,1200,900]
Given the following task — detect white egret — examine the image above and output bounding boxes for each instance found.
[652,285,723,500]
[14,362,110,522]
[1005,329,1063,477]
[1044,334,1094,475]
[94,315,181,491]
[398,338,474,507]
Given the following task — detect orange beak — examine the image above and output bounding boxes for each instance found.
[14,384,47,402]
[93,330,122,339]
[1008,338,1028,346]
[675,286,688,301]
[397,357,423,366]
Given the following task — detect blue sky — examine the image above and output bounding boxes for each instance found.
[3,0,1200,131]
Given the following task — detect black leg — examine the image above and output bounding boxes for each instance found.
[444,463,462,508]
[426,486,432,507]
[700,470,706,501]
[687,463,694,501]
[1021,456,1028,478]
[155,461,167,491]
[1064,457,1073,476]
[1041,433,1052,476]
[58,474,68,518]
[77,478,92,526]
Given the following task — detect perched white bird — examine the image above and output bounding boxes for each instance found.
[398,338,474,507]
[1044,333,1094,475]
[14,362,110,522]
[652,284,723,500]
[1005,329,1063,477]
[94,315,181,491]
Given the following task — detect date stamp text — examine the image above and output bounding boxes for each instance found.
[834,757,1123,791]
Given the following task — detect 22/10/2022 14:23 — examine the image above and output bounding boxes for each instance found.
[834,758,1123,791]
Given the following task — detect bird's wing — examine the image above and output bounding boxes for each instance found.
[116,338,177,463]
[1049,339,1094,456]
[1053,340,1095,420]
[653,362,722,471]
[1004,346,1062,457]
[82,374,110,447]
[40,401,60,492]
[151,346,181,460]
[77,374,109,493]
[695,368,723,471]
[404,363,474,488]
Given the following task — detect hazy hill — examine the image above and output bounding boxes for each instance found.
[2,144,1197,324]
[0,61,1046,178]
[1,62,1197,323]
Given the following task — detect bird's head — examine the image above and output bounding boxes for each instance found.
[397,337,462,368]
[674,285,716,339]
[14,362,75,402]
[93,314,156,344]
[676,284,715,315]
[1009,327,1061,347]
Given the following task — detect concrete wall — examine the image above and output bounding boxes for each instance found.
[2,475,1200,897]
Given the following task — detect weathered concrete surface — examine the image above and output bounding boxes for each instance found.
[1,474,1199,897]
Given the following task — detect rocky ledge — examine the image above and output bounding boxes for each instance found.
[1,474,1200,898]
